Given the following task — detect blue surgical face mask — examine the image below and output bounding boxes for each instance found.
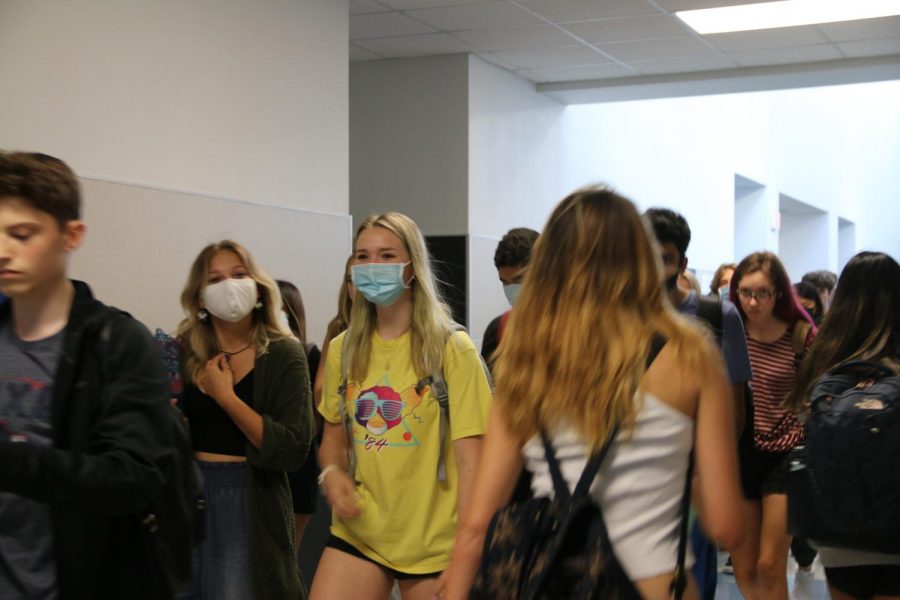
[718,285,730,301]
[351,262,411,307]
[503,283,523,307]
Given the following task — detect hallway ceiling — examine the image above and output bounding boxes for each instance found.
[349,0,900,86]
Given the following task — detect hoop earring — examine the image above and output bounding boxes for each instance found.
[197,309,208,321]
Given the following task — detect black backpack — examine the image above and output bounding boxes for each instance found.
[787,360,900,553]
[470,338,693,600]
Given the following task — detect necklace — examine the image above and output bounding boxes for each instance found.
[383,338,404,372]
[221,343,251,361]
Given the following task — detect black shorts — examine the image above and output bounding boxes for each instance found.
[739,447,789,500]
[826,564,900,598]
[287,448,319,514]
[326,536,442,581]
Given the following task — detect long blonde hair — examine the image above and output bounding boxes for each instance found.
[176,240,290,384]
[344,212,455,382]
[495,186,709,449]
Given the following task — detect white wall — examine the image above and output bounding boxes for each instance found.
[561,81,900,276]
[350,55,470,235]
[466,56,573,345]
[0,0,348,214]
[0,0,351,343]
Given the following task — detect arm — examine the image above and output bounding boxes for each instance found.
[441,408,523,600]
[0,315,171,514]
[453,435,483,525]
[316,333,361,519]
[720,303,752,439]
[243,340,313,471]
[692,344,745,551]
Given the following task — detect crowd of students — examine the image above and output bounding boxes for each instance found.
[1,151,897,600]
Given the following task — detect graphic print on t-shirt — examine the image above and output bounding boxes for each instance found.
[348,375,430,451]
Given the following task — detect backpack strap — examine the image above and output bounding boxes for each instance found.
[337,334,357,481]
[417,323,494,483]
[670,450,695,600]
[695,295,724,346]
[792,320,812,358]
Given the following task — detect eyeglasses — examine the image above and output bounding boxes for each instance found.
[738,287,776,301]
[355,396,406,421]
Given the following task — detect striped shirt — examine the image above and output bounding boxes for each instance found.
[746,324,810,452]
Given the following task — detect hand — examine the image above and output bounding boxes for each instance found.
[322,469,363,519]
[200,354,235,405]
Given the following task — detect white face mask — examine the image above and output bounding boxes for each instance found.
[202,278,258,322]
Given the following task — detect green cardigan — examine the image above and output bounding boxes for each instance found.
[244,337,314,599]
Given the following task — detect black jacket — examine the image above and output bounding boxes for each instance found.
[0,281,172,599]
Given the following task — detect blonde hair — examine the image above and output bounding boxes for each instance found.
[344,212,455,381]
[495,186,709,450]
[176,240,290,384]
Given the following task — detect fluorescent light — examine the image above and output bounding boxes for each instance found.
[676,0,900,35]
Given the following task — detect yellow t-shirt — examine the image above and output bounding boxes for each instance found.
[319,329,493,573]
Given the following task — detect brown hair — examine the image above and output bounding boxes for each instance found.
[0,152,80,226]
[495,186,709,449]
[324,255,354,345]
[277,279,307,345]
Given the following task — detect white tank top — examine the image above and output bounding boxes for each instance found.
[522,393,695,580]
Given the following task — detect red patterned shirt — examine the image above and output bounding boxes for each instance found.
[746,324,812,452]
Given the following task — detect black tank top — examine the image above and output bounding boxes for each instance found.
[182,371,254,456]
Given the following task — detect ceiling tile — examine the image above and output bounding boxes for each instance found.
[486,45,612,69]
[837,38,900,58]
[654,0,779,10]
[630,55,736,75]
[379,0,497,8]
[525,63,637,82]
[349,0,391,15]
[350,12,437,40]
[515,0,660,23]
[452,24,576,51]
[475,52,523,71]
[704,25,829,53]
[349,44,385,61]
[406,2,542,31]
[514,69,549,83]
[729,44,844,67]
[563,14,692,44]
[817,16,900,43]
[354,33,473,57]
[598,36,716,62]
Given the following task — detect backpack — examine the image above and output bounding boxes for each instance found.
[145,329,207,593]
[339,324,492,482]
[787,360,900,553]
[470,337,693,600]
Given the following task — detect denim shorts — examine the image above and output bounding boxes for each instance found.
[176,461,251,600]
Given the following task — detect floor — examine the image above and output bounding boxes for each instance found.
[714,552,831,600]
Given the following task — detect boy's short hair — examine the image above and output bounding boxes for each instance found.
[0,151,81,226]
[494,227,539,269]
[801,270,837,292]
[644,207,691,260]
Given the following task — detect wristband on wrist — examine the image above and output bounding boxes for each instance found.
[317,464,341,486]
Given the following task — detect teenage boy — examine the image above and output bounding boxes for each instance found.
[645,208,753,600]
[0,152,172,599]
[480,227,539,369]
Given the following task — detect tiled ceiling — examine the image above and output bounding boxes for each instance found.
[349,0,900,84]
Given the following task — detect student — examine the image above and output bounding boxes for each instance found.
[645,208,753,600]
[787,251,900,600]
[176,241,313,600]
[277,279,322,552]
[793,281,824,326]
[801,270,837,313]
[729,251,816,600]
[479,228,539,370]
[0,151,172,598]
[312,212,493,600]
[710,263,737,300]
[439,186,744,600]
